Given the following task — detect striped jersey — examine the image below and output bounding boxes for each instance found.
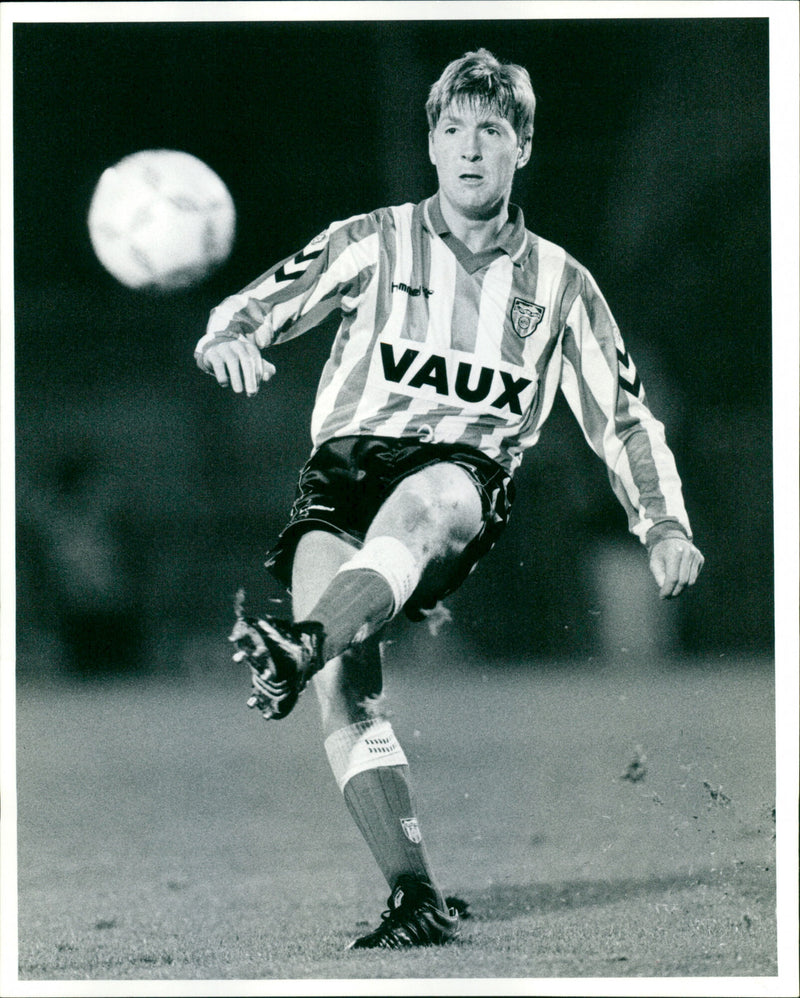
[196,195,691,544]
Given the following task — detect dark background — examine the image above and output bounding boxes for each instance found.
[13,16,773,676]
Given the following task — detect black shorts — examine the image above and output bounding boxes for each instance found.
[265,435,516,618]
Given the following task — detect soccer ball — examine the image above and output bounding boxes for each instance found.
[87,149,236,291]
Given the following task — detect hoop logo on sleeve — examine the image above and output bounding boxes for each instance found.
[511,298,546,338]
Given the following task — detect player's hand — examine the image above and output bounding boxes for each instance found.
[199,339,275,396]
[649,537,705,599]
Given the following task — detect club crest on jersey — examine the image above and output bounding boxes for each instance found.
[400,817,422,844]
[511,298,546,338]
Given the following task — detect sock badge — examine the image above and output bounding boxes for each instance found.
[400,817,422,844]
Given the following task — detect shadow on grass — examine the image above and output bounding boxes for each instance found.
[462,865,768,921]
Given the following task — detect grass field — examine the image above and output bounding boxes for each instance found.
[7,633,789,994]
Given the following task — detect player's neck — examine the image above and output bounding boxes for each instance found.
[437,194,509,254]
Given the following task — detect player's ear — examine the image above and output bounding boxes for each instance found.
[428,132,437,166]
[516,134,532,170]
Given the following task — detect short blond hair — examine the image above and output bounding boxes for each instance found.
[426,48,536,142]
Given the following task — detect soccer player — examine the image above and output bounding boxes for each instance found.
[194,49,704,949]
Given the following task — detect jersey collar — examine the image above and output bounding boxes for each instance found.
[423,194,530,266]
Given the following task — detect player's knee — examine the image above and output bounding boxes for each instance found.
[388,487,437,540]
[389,465,482,553]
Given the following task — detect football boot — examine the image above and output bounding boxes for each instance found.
[347,876,462,950]
[230,610,325,721]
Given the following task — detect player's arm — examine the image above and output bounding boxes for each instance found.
[195,213,377,395]
[193,234,333,396]
[559,269,704,597]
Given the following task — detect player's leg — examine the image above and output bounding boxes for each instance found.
[300,460,484,664]
[230,443,508,946]
[292,527,458,946]
[230,528,353,720]
[235,460,482,719]
[290,529,381,733]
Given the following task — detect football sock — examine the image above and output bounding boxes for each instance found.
[306,537,421,662]
[308,569,394,663]
[325,720,446,909]
[343,767,445,906]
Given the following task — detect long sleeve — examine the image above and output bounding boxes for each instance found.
[558,268,692,546]
[194,212,380,367]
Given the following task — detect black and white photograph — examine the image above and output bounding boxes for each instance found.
[1,1,797,994]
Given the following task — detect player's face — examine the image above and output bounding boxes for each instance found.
[428,101,531,223]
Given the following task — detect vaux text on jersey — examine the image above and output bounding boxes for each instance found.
[379,341,535,416]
